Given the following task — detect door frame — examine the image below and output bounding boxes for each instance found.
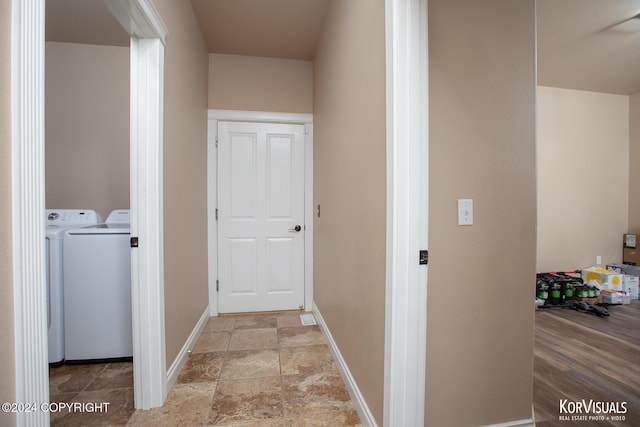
[207,110,314,316]
[10,1,168,423]
[107,0,169,409]
[383,0,429,426]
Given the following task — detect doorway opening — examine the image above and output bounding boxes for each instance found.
[12,1,168,424]
[207,110,314,317]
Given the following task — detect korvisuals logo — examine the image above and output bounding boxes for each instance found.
[558,399,627,422]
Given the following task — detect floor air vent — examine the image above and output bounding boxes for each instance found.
[300,313,317,326]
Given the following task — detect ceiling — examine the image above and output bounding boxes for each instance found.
[45,0,330,60]
[46,0,640,95]
[537,0,640,95]
[190,0,330,61]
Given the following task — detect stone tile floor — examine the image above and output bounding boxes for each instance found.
[49,312,362,426]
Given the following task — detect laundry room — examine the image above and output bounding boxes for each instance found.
[45,21,132,369]
[45,41,130,219]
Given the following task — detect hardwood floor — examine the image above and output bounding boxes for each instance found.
[534,300,640,426]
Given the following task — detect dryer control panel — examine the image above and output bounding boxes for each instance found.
[46,209,102,227]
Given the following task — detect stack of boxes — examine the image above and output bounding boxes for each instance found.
[607,263,640,302]
[581,267,629,304]
[599,233,640,304]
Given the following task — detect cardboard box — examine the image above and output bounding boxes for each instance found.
[581,267,623,291]
[600,290,623,304]
[623,248,640,265]
[624,234,637,248]
[623,275,639,299]
[623,234,640,264]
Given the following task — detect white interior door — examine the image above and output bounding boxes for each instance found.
[218,121,305,313]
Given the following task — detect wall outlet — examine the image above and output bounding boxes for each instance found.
[596,255,602,265]
[458,199,473,226]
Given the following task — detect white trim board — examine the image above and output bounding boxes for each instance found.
[166,306,210,391]
[207,110,314,315]
[10,0,170,419]
[383,0,429,426]
[104,0,169,45]
[129,35,168,409]
[11,1,49,425]
[312,303,377,427]
[110,0,169,410]
[207,109,313,124]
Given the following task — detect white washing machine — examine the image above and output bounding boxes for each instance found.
[63,209,133,362]
[45,209,102,365]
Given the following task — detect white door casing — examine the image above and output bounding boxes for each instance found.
[105,0,169,410]
[11,2,169,423]
[207,110,314,317]
[11,1,49,425]
[217,121,305,313]
[384,0,429,426]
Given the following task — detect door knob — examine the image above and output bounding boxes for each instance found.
[288,225,302,232]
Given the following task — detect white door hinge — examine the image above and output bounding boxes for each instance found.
[216,280,219,292]
[215,208,218,221]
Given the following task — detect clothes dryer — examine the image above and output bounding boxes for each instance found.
[63,209,132,362]
[45,209,102,365]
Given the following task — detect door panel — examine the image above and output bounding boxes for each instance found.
[230,134,257,219]
[229,238,257,294]
[267,135,294,218]
[267,237,294,293]
[218,121,305,313]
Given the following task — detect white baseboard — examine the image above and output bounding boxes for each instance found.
[166,306,210,391]
[312,303,378,427]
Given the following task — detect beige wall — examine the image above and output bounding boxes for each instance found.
[537,86,629,272]
[427,1,536,426]
[154,0,210,367]
[313,0,386,423]
[0,0,16,425]
[208,53,313,113]
[629,91,640,232]
[45,42,130,220]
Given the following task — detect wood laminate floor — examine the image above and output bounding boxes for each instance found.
[534,300,640,426]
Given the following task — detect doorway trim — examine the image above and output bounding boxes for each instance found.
[104,0,170,409]
[11,1,49,424]
[207,110,314,316]
[383,0,429,426]
[11,1,168,423]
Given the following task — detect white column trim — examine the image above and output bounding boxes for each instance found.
[206,109,314,314]
[103,0,168,45]
[129,37,167,410]
[105,0,170,409]
[383,0,429,426]
[11,0,49,425]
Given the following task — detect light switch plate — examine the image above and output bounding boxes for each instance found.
[458,199,473,226]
